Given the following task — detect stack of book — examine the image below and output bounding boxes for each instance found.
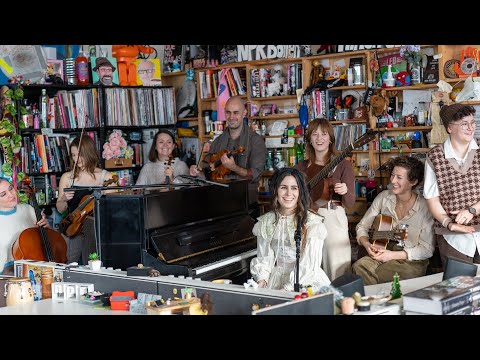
[403,276,480,315]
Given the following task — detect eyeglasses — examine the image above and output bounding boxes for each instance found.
[138,69,154,75]
[98,67,113,73]
[451,121,476,130]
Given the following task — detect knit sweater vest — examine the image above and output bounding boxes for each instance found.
[427,139,480,228]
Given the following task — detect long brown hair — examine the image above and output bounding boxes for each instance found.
[304,118,338,165]
[149,129,177,162]
[70,135,99,179]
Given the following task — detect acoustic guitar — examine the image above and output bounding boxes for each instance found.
[307,129,377,208]
[368,214,408,251]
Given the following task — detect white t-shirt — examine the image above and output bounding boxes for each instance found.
[0,204,37,273]
[424,137,480,257]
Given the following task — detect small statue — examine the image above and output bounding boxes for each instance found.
[390,272,402,300]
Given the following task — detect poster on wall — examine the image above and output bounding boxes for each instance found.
[0,45,48,84]
[163,45,185,73]
[135,59,161,86]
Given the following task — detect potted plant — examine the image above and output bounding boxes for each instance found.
[88,252,101,271]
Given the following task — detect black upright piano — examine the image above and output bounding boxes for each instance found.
[94,180,257,281]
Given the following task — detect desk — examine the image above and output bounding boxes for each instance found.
[0,299,132,315]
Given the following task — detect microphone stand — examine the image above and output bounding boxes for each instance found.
[294,216,302,292]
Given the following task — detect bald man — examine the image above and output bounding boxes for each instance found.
[137,60,156,86]
[190,96,267,219]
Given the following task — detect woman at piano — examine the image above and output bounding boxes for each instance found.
[56,135,115,264]
[250,168,331,292]
[136,129,189,185]
[352,156,435,285]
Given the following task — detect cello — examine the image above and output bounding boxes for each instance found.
[12,177,67,263]
[59,175,118,238]
[206,146,245,181]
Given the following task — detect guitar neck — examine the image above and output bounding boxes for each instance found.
[308,144,353,190]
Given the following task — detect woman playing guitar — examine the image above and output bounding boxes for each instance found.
[135,129,189,185]
[294,118,356,281]
[353,156,436,285]
[56,134,116,264]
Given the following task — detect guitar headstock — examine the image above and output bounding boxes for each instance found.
[351,129,378,150]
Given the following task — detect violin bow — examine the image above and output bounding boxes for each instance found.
[196,141,209,170]
[69,127,86,187]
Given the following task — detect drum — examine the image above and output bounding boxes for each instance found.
[4,277,34,306]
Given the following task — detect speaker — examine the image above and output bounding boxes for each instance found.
[442,256,478,280]
[330,273,365,297]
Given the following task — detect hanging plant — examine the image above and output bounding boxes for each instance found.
[0,75,29,202]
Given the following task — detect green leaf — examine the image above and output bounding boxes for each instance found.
[20,107,28,115]
[4,89,13,99]
[2,163,12,176]
[17,172,26,182]
[18,121,26,129]
[14,88,24,99]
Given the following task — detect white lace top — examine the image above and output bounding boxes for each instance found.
[250,211,330,292]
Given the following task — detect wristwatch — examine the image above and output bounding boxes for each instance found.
[469,207,477,215]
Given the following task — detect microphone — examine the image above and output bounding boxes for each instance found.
[294,215,302,292]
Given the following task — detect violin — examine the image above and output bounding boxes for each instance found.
[59,175,118,238]
[164,155,174,184]
[207,146,245,181]
[12,177,67,263]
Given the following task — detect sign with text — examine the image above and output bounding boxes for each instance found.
[336,45,401,53]
[237,45,307,62]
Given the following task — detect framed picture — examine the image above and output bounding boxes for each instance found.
[90,56,119,86]
[46,59,64,83]
[162,45,185,73]
[135,59,161,86]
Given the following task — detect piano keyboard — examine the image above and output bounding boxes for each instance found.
[194,249,257,276]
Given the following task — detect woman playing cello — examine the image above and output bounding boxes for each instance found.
[0,177,50,275]
[56,135,115,264]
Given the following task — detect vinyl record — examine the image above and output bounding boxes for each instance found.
[444,59,460,78]
[461,57,477,75]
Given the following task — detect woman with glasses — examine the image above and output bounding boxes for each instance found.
[424,103,480,267]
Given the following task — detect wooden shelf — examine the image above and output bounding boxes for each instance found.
[262,135,303,138]
[250,95,297,102]
[200,95,247,101]
[251,114,299,120]
[376,126,432,131]
[459,100,480,105]
[178,116,199,122]
[330,120,367,125]
[375,148,431,154]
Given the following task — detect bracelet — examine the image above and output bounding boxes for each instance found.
[442,217,452,228]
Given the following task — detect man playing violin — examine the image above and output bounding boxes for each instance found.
[189,96,267,219]
[0,177,50,275]
[353,156,435,285]
[56,135,115,264]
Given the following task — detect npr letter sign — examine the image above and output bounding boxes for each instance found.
[336,45,400,52]
[237,45,302,61]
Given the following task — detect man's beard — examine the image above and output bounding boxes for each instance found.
[101,75,113,85]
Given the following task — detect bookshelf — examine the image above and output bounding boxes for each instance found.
[14,84,176,208]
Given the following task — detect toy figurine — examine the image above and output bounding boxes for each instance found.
[390,272,402,300]
[112,45,155,86]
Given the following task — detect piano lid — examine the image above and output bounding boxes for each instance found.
[100,179,250,230]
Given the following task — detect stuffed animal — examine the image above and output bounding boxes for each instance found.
[395,71,411,87]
